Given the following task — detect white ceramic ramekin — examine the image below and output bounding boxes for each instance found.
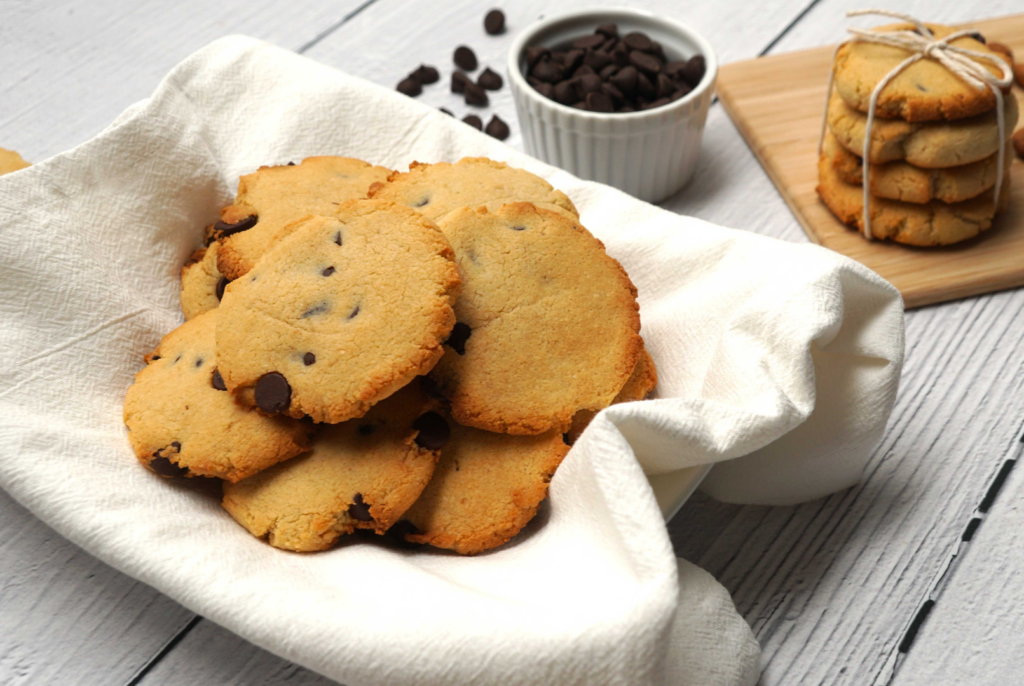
[508,8,718,203]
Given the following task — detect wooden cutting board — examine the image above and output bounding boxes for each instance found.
[717,14,1024,309]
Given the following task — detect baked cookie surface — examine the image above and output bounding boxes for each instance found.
[367,157,578,221]
[180,242,228,320]
[123,310,312,482]
[816,145,1010,246]
[833,24,1009,122]
[824,130,1010,204]
[826,89,1018,167]
[216,201,461,423]
[398,419,568,555]
[0,147,30,175]
[215,156,392,280]
[566,344,657,444]
[222,383,445,552]
[431,203,641,435]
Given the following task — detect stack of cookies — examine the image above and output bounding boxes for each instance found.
[817,23,1016,246]
[125,156,656,555]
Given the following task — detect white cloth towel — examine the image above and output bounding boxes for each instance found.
[0,37,903,686]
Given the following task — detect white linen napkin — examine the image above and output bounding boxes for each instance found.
[0,37,903,686]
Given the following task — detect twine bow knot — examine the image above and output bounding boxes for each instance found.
[820,10,1013,240]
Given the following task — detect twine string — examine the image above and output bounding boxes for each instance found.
[818,10,1013,240]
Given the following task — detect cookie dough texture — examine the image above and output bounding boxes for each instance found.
[222,384,443,552]
[824,130,1011,204]
[0,147,30,175]
[367,157,578,221]
[400,420,568,554]
[215,156,392,280]
[826,90,1018,167]
[431,203,642,435]
[566,344,658,444]
[833,23,1010,121]
[180,242,227,320]
[216,201,461,424]
[123,310,312,482]
[816,146,1010,246]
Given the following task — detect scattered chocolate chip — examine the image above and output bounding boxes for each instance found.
[452,70,471,93]
[525,46,550,69]
[303,352,316,366]
[413,412,450,450]
[213,214,258,238]
[629,50,661,75]
[532,59,565,83]
[623,32,653,52]
[211,369,227,391]
[596,23,618,38]
[478,67,503,90]
[255,372,291,414]
[411,64,439,84]
[397,77,422,97]
[454,45,478,71]
[463,114,484,130]
[573,34,605,50]
[215,276,228,300]
[322,266,336,277]
[680,55,706,87]
[440,107,454,116]
[485,115,510,140]
[586,90,614,112]
[484,9,505,35]
[348,493,374,521]
[446,322,472,354]
[464,81,489,106]
[150,456,188,478]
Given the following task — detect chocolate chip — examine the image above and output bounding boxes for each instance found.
[562,49,584,72]
[303,352,315,366]
[411,64,439,84]
[577,73,603,99]
[656,73,677,98]
[440,107,454,116]
[454,46,478,71]
[213,214,258,238]
[650,41,666,63]
[969,32,986,44]
[446,322,472,354]
[629,50,661,75]
[397,77,422,97]
[194,358,203,368]
[452,70,471,93]
[573,34,605,50]
[348,305,360,320]
[611,65,637,95]
[573,64,596,78]
[599,64,618,81]
[150,355,161,361]
[586,91,614,112]
[150,456,188,478]
[348,493,373,522]
[322,266,335,277]
[464,81,489,106]
[645,97,672,110]
[636,71,656,99]
[525,46,550,69]
[596,23,618,38]
[334,231,343,246]
[623,32,652,52]
[551,50,567,65]
[534,81,555,99]
[478,67,503,90]
[215,276,228,301]
[602,81,624,104]
[612,43,630,67]
[532,59,565,83]
[385,519,424,548]
[554,79,578,105]
[255,372,291,414]
[484,9,505,35]
[485,115,510,140]
[671,82,692,100]
[413,412,450,450]
[510,225,526,231]
[663,60,686,79]
[680,55,706,87]
[302,302,329,318]
[211,369,227,391]
[583,50,611,71]
[463,114,483,130]
[287,161,296,166]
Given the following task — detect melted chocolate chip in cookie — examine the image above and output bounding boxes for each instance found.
[413,411,450,450]
[150,456,189,478]
[255,372,291,414]
[215,276,228,301]
[322,266,336,277]
[211,369,227,391]
[214,215,258,238]
[348,493,374,521]
[303,352,316,366]
[445,322,472,354]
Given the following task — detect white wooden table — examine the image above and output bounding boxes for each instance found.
[2,1,1023,684]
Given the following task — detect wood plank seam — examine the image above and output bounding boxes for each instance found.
[757,0,827,57]
[298,0,382,54]
[123,616,204,686]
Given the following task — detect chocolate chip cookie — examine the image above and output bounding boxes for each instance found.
[222,382,447,552]
[566,343,657,444]
[0,147,29,176]
[215,156,392,280]
[123,310,312,481]
[216,201,461,423]
[366,157,577,221]
[180,242,228,320]
[430,203,641,435]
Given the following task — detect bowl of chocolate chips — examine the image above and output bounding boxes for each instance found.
[508,8,716,202]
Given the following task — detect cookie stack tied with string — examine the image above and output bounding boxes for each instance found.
[125,156,658,555]
[816,10,1016,246]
